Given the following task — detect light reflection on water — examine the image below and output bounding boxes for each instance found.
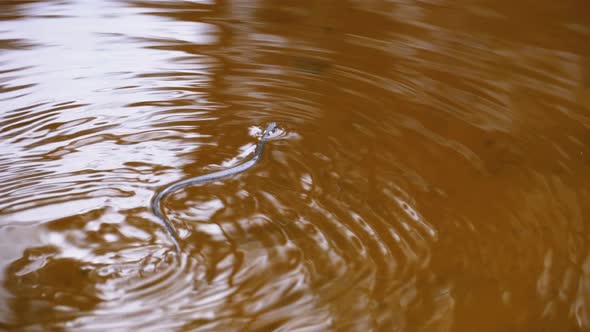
[0,0,589,331]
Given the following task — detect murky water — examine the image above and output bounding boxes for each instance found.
[1,0,589,331]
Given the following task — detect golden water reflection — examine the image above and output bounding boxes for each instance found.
[0,0,589,331]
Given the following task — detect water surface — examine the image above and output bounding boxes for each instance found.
[1,0,589,331]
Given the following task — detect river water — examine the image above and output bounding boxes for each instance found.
[1,1,589,331]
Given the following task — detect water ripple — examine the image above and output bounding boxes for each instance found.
[1,0,589,331]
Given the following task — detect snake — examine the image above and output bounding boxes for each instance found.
[151,123,277,254]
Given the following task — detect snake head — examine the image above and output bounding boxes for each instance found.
[261,122,277,140]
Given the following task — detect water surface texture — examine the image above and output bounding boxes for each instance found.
[1,0,589,331]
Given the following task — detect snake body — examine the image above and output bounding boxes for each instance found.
[151,123,277,253]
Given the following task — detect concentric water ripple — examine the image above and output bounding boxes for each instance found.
[1,0,589,331]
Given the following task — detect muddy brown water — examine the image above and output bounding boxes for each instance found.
[1,0,589,331]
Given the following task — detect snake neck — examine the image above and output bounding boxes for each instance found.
[253,141,266,160]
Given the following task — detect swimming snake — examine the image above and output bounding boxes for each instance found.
[151,123,277,253]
